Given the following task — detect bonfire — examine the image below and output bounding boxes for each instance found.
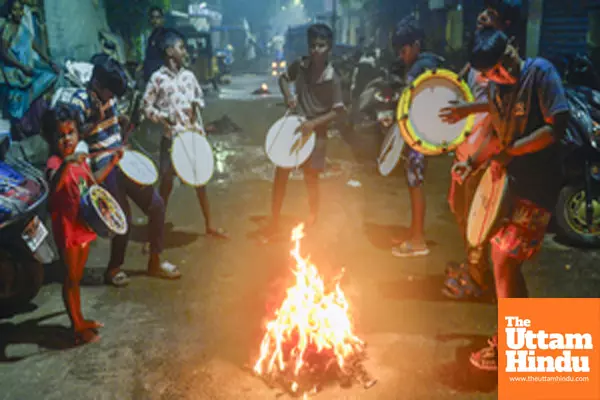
[253,224,376,396]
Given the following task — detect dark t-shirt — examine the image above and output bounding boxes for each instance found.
[488,58,569,211]
[286,57,344,135]
[144,28,167,83]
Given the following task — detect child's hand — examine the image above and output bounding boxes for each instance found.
[286,96,297,110]
[297,120,315,136]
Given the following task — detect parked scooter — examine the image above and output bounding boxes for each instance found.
[0,156,54,309]
[554,84,600,246]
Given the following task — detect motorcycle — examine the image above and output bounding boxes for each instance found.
[554,84,600,246]
[0,156,54,309]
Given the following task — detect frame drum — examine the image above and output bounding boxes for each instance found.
[171,130,215,187]
[397,68,475,155]
[466,166,509,247]
[265,115,316,169]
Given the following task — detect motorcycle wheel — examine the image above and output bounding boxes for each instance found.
[0,252,44,309]
[555,183,600,247]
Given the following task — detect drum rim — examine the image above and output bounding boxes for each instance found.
[377,124,404,176]
[396,68,476,155]
[170,130,215,187]
[466,167,509,247]
[88,184,128,235]
[118,149,159,186]
[264,114,317,169]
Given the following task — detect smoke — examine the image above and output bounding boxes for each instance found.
[269,4,309,37]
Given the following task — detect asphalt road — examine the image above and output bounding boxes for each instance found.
[1,74,599,400]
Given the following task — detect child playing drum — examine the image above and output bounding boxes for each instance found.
[390,17,444,257]
[67,54,181,286]
[44,103,124,344]
[439,28,569,371]
[261,23,345,241]
[443,0,522,300]
[142,30,228,239]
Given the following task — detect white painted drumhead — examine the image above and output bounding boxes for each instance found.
[89,184,128,235]
[378,124,404,176]
[409,77,469,147]
[171,131,215,186]
[265,115,316,168]
[466,167,508,246]
[118,150,158,186]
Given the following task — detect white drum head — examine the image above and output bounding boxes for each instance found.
[265,115,316,168]
[118,150,158,186]
[467,167,509,247]
[378,124,404,176]
[171,131,215,186]
[408,77,470,150]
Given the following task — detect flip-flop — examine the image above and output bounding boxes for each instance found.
[74,329,101,345]
[206,228,230,239]
[391,241,430,258]
[105,270,130,287]
[469,345,498,371]
[148,261,181,280]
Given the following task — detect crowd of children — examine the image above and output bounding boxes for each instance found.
[39,1,570,374]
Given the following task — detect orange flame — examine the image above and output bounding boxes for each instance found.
[253,224,364,391]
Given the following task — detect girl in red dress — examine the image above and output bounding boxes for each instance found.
[45,103,123,344]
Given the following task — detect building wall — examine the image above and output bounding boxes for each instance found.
[44,0,110,62]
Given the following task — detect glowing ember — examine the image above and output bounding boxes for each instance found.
[253,224,375,395]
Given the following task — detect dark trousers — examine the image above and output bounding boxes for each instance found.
[102,167,165,271]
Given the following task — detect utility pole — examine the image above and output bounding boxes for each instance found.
[331,0,338,40]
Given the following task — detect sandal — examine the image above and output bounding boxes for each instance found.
[105,270,130,287]
[391,241,430,258]
[206,227,230,240]
[445,261,467,278]
[470,345,498,371]
[442,270,487,300]
[148,261,181,280]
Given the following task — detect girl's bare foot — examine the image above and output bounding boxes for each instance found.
[75,328,101,344]
[81,320,104,330]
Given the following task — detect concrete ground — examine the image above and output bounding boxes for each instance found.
[1,74,599,400]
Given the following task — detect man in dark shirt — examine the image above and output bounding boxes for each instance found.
[143,7,168,83]
[390,17,444,257]
[440,28,569,371]
[261,24,345,241]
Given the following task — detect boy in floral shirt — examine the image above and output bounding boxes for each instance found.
[143,31,227,238]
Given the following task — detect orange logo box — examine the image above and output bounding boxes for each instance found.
[498,298,600,400]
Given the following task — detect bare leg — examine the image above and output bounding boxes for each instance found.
[62,247,81,331]
[195,185,212,230]
[491,245,529,299]
[270,167,291,229]
[408,186,426,246]
[75,244,103,330]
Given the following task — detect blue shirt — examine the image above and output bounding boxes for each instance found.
[489,58,569,210]
[68,89,123,171]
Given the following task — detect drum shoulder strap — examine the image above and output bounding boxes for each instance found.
[458,63,471,80]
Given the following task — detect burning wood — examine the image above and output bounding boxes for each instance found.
[253,224,376,396]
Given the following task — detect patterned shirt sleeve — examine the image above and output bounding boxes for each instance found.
[190,72,205,109]
[143,73,167,123]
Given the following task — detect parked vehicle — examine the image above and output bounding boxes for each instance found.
[554,85,600,246]
[0,156,54,309]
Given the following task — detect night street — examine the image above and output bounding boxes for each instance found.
[1,74,599,400]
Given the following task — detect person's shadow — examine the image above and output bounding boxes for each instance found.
[434,333,498,393]
[0,312,77,362]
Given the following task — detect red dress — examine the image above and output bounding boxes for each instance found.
[47,156,97,249]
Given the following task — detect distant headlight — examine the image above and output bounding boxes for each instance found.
[272,70,278,76]
[272,61,277,68]
[280,61,286,68]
